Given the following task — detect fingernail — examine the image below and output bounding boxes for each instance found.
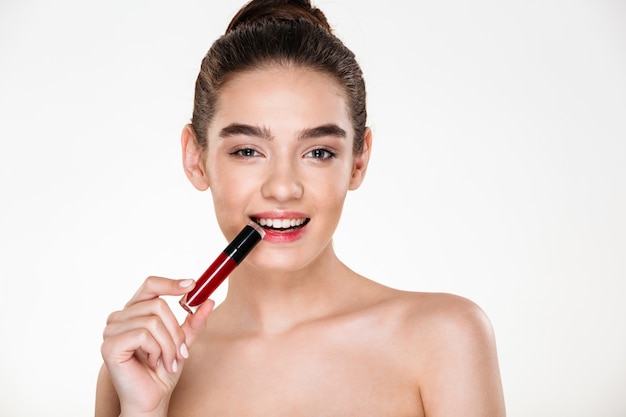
[172,359,178,373]
[180,343,189,359]
[179,279,194,288]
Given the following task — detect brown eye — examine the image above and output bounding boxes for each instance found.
[305,148,336,160]
[230,148,262,158]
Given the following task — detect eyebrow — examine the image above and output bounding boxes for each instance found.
[218,123,347,141]
[219,124,273,140]
[298,124,347,140]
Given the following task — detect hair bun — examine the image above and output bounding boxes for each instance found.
[226,0,331,34]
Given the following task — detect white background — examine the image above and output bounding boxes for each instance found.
[1,1,625,415]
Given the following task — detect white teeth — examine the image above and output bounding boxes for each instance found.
[256,218,306,229]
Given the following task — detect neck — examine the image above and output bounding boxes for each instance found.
[218,244,359,335]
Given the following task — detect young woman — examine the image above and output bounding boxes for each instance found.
[96,1,506,415]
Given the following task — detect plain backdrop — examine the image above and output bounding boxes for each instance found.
[1,0,624,415]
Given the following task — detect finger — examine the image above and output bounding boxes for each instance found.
[106,296,189,368]
[125,277,195,308]
[180,299,215,347]
[103,314,181,374]
[102,327,167,372]
[107,297,186,348]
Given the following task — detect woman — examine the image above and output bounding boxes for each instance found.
[96,0,506,415]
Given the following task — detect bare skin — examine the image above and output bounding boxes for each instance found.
[96,67,505,417]
[169,259,504,416]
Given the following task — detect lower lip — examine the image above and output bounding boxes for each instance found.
[261,224,307,243]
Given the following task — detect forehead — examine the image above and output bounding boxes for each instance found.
[213,65,351,130]
[222,64,346,96]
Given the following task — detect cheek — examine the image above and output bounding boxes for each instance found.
[305,167,351,207]
[207,164,255,211]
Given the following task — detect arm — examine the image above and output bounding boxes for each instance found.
[95,364,120,417]
[419,296,506,417]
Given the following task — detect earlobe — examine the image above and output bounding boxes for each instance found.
[348,128,372,190]
[181,124,210,191]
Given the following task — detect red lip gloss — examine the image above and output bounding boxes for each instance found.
[179,222,265,314]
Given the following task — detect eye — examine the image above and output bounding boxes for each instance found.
[230,147,262,158]
[304,148,336,160]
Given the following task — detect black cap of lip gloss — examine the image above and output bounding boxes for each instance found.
[222,222,266,264]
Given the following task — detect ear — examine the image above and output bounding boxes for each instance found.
[181,124,210,191]
[348,127,372,190]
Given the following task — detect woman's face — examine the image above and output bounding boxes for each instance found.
[192,66,369,272]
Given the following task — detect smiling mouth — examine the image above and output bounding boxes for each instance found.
[252,217,310,232]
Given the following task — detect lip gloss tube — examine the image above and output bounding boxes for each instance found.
[179,222,265,314]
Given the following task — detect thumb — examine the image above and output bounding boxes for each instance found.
[180,299,215,347]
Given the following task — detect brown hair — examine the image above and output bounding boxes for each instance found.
[190,0,367,154]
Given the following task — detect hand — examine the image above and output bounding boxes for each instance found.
[100,276,214,416]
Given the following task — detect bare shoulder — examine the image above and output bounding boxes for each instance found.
[385,290,498,366]
[371,288,506,416]
[370,286,493,336]
[402,291,494,339]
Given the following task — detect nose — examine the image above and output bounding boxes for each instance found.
[261,157,304,202]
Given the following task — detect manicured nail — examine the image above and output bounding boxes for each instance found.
[180,343,189,359]
[179,279,194,288]
[172,359,178,373]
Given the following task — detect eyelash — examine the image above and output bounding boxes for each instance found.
[229,147,262,159]
[229,147,337,160]
[305,148,336,160]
